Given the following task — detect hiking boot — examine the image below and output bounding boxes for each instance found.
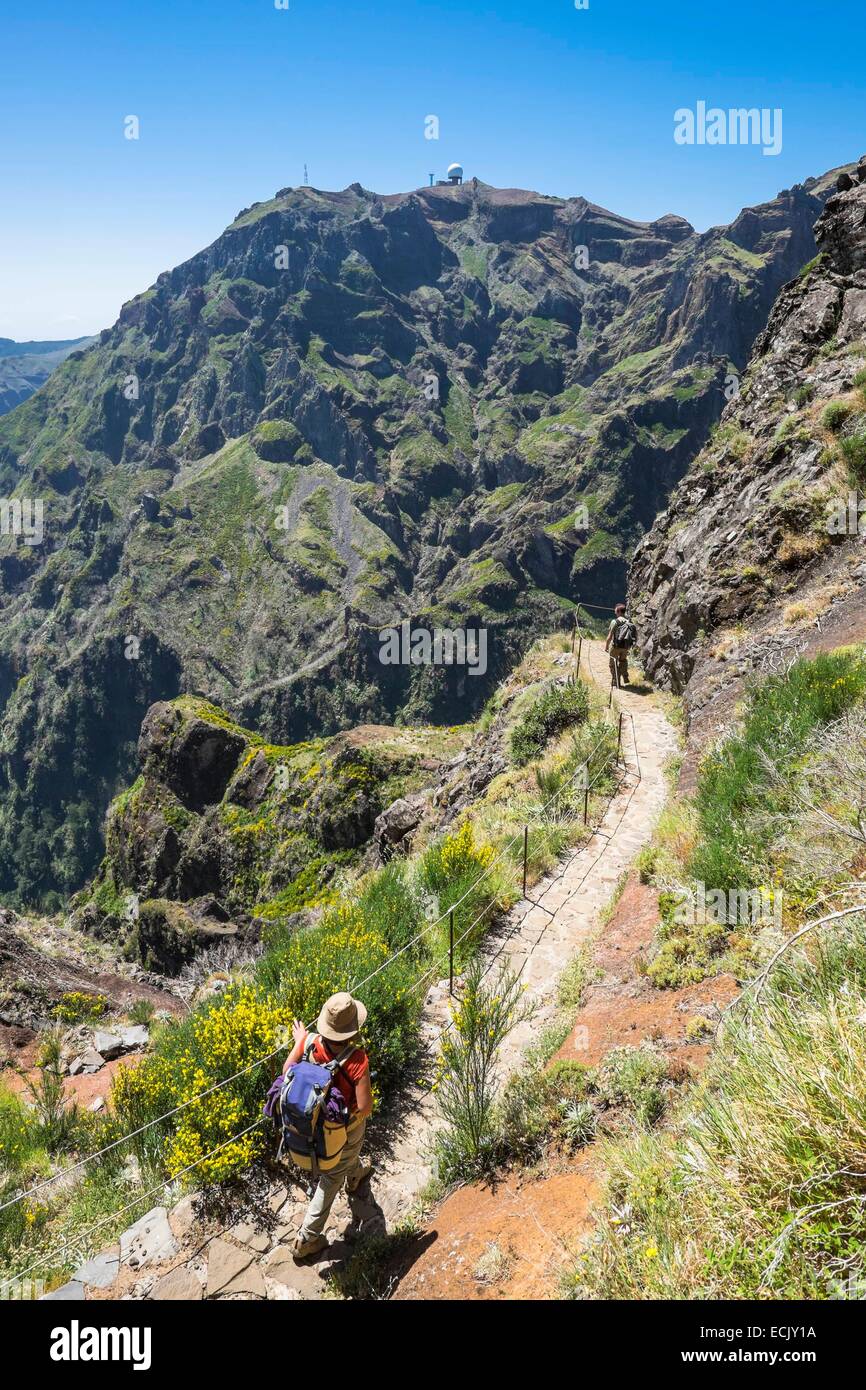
[345,1161,373,1194]
[292,1232,328,1261]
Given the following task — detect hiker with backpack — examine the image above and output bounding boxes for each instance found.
[605,603,637,688]
[273,992,373,1261]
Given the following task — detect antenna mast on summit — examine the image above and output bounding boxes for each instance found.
[303,163,309,186]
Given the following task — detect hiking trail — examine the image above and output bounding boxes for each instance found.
[77,640,678,1302]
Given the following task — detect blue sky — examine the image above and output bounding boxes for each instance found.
[1,0,863,339]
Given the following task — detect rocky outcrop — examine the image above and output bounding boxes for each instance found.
[630,157,866,729]
[82,698,462,957]
[138,700,247,812]
[372,792,429,862]
[0,905,182,1034]
[127,899,246,976]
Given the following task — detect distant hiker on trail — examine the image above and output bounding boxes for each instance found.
[278,992,374,1261]
[605,603,637,689]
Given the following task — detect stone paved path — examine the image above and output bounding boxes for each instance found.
[490,642,678,1076]
[63,642,676,1301]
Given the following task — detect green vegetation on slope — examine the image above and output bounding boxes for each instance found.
[568,647,866,1300]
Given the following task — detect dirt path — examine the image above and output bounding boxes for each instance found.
[66,640,680,1303]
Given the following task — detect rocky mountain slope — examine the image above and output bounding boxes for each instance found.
[631,156,866,737]
[0,168,845,905]
[79,694,465,971]
[0,337,94,416]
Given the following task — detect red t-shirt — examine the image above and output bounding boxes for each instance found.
[304,1031,368,1113]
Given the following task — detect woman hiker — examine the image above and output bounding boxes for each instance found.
[284,992,374,1261]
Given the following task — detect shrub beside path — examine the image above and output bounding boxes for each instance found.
[75,642,677,1302]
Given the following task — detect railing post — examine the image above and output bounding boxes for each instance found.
[449,909,454,997]
[576,635,582,676]
[522,825,528,897]
[583,785,589,824]
[617,711,623,763]
[570,617,576,654]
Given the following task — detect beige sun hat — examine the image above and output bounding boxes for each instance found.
[316,992,367,1043]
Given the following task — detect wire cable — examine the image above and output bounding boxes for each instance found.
[0,1118,265,1297]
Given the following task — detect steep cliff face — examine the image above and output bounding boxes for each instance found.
[76,694,463,971]
[631,157,866,731]
[0,170,844,903]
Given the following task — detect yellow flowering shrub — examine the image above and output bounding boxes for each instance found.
[423,821,493,892]
[111,982,291,1179]
[112,912,420,1184]
[52,991,108,1023]
[419,820,499,957]
[166,1088,262,1182]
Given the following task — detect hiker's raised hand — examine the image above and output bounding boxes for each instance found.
[291,1019,305,1047]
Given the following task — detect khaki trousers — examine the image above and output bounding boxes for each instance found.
[299,1118,367,1238]
[609,646,629,686]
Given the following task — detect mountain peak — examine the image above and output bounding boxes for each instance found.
[0,161,848,903]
